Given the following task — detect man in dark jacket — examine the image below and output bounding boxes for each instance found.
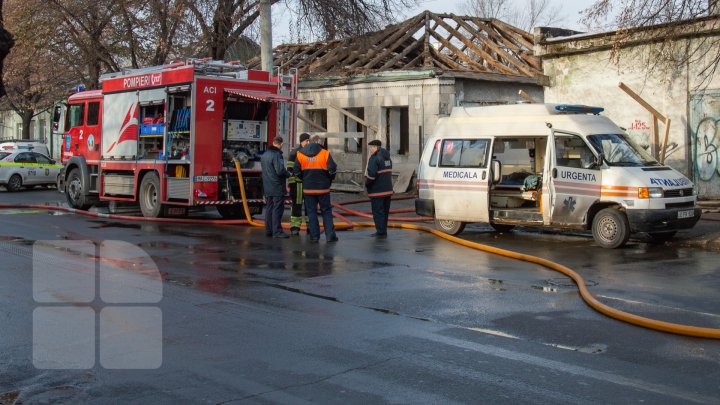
[365,139,393,238]
[293,135,338,243]
[286,133,311,235]
[261,136,289,238]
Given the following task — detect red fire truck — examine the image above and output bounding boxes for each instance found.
[56,59,308,218]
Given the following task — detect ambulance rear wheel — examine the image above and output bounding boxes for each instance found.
[592,208,630,249]
[217,205,246,219]
[139,172,164,218]
[65,168,94,210]
[7,174,22,192]
[435,218,465,235]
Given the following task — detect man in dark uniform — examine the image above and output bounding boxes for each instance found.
[286,133,310,236]
[260,136,289,238]
[365,139,393,238]
[293,136,338,243]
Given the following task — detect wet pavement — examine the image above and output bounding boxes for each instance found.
[1,189,720,403]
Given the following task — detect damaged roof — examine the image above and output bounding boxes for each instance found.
[248,10,543,81]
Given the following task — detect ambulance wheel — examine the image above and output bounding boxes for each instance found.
[647,231,677,243]
[7,174,22,192]
[490,223,515,233]
[435,218,465,235]
[65,168,94,210]
[139,172,164,218]
[217,205,246,219]
[592,208,630,249]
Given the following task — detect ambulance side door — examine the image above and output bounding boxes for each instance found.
[433,138,491,222]
[549,131,602,226]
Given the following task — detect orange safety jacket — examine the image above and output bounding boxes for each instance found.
[294,143,337,195]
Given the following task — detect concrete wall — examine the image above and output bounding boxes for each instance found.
[540,36,720,198]
[297,77,451,181]
[456,80,544,105]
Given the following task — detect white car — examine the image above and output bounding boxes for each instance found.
[0,150,63,192]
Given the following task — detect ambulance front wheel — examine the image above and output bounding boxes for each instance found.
[592,208,630,249]
[139,172,164,218]
[435,218,465,235]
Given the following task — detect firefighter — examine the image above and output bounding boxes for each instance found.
[260,136,290,238]
[293,135,338,243]
[365,139,393,238]
[286,133,311,236]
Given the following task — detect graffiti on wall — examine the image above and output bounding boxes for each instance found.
[625,119,680,160]
[689,91,720,199]
[695,117,719,181]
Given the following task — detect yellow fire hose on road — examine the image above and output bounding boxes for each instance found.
[234,160,720,339]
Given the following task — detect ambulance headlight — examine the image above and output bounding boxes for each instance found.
[638,187,663,199]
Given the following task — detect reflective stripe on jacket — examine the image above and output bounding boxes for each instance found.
[366,147,393,198]
[294,143,336,195]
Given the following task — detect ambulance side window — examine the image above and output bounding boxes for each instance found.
[440,140,463,167]
[439,139,490,168]
[429,140,440,167]
[65,103,85,128]
[459,139,490,167]
[555,134,595,169]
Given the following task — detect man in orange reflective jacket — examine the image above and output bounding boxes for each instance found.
[293,136,338,243]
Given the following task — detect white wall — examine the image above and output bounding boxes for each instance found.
[542,35,720,198]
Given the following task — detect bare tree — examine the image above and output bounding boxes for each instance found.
[581,0,720,88]
[463,0,565,31]
[3,0,74,139]
[187,0,418,60]
[46,0,124,89]
[0,0,13,98]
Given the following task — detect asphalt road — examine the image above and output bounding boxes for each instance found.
[1,189,720,404]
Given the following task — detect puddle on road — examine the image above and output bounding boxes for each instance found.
[89,221,142,230]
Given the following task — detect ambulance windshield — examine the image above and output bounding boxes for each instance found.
[587,133,660,167]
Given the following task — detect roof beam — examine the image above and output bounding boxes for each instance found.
[451,15,537,77]
[359,17,425,69]
[430,15,521,76]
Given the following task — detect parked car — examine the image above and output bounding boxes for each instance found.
[0,140,50,157]
[0,150,62,191]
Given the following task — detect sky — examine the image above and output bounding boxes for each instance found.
[271,0,601,45]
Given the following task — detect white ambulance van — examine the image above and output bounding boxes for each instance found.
[415,104,701,248]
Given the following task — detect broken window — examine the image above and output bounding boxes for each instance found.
[384,107,409,155]
[343,107,364,154]
[305,109,327,133]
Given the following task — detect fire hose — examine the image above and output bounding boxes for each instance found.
[0,162,718,339]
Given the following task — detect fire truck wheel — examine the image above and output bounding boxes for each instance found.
[139,172,164,218]
[217,205,246,219]
[7,174,22,192]
[592,207,630,249]
[434,218,465,235]
[65,168,94,210]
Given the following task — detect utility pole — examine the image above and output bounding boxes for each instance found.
[260,0,273,74]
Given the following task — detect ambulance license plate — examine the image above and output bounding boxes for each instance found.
[678,210,694,219]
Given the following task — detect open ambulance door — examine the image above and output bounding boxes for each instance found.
[433,138,492,225]
[548,130,602,227]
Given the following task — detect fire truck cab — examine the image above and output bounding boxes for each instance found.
[57,60,308,218]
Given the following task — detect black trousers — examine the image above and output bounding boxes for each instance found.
[370,196,392,235]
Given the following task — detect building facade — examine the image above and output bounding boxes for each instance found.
[536,17,720,199]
